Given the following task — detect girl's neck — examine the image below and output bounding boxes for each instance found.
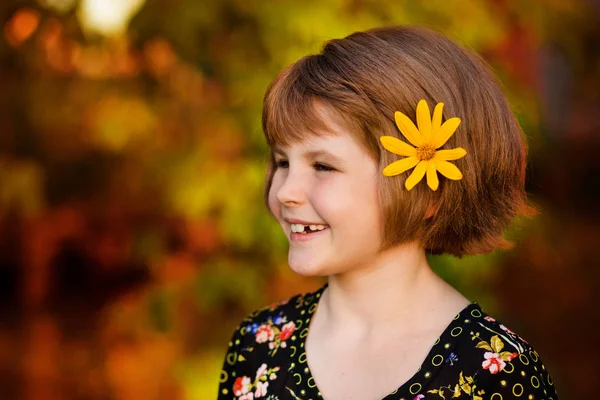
[318,242,468,336]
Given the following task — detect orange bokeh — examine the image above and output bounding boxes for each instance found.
[4,8,41,47]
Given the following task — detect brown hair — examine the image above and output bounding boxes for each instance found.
[262,25,537,258]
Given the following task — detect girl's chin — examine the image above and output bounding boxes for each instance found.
[288,257,330,277]
[288,263,327,277]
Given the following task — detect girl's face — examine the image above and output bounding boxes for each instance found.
[268,108,383,277]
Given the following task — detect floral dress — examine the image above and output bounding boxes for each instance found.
[217,284,558,400]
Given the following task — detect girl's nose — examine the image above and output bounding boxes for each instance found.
[276,173,307,206]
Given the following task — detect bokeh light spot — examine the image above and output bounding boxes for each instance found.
[78,0,146,36]
[4,8,41,47]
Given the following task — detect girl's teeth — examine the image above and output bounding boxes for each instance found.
[290,223,327,233]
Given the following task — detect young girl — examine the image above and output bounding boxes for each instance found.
[217,26,558,400]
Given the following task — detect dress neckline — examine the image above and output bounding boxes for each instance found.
[287,283,483,400]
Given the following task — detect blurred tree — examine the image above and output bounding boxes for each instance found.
[0,0,596,399]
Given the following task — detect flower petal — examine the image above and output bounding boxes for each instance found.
[416,100,432,144]
[380,136,417,157]
[394,111,423,147]
[382,156,419,176]
[432,117,461,149]
[405,160,427,190]
[426,161,439,191]
[434,159,463,180]
[432,102,444,132]
[434,147,467,161]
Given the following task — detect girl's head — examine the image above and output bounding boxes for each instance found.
[263,25,535,273]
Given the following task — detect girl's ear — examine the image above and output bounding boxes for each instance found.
[425,202,439,219]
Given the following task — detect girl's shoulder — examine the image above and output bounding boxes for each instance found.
[218,286,324,399]
[223,283,325,356]
[457,304,534,355]
[238,284,325,337]
[430,303,558,400]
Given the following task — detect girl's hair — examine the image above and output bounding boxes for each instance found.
[262,25,537,258]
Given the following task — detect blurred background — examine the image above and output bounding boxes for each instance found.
[0,0,598,399]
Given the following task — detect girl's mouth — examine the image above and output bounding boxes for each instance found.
[289,223,329,242]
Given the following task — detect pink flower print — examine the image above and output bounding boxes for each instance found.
[279,321,296,341]
[269,373,277,380]
[484,316,496,322]
[239,393,254,400]
[414,395,425,400]
[255,324,275,343]
[255,363,268,380]
[500,324,515,334]
[254,381,269,398]
[482,352,506,374]
[268,342,276,350]
[233,376,252,396]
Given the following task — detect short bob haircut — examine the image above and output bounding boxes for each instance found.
[262,25,537,258]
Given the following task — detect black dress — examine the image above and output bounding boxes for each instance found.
[217,284,558,400]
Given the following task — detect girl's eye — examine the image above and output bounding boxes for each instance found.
[314,163,334,172]
[275,160,289,169]
[274,160,334,172]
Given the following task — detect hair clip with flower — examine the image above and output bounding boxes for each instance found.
[380,100,467,191]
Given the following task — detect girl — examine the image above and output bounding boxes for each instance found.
[217,26,558,400]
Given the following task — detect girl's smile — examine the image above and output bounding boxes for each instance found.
[284,218,330,242]
[290,225,329,242]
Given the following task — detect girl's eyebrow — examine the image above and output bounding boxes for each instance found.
[273,147,345,165]
[272,147,286,156]
[304,150,345,165]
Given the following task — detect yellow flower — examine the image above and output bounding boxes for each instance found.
[380,100,467,191]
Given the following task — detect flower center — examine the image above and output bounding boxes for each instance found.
[417,145,436,161]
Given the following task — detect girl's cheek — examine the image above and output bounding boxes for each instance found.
[311,184,338,215]
[267,187,280,216]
